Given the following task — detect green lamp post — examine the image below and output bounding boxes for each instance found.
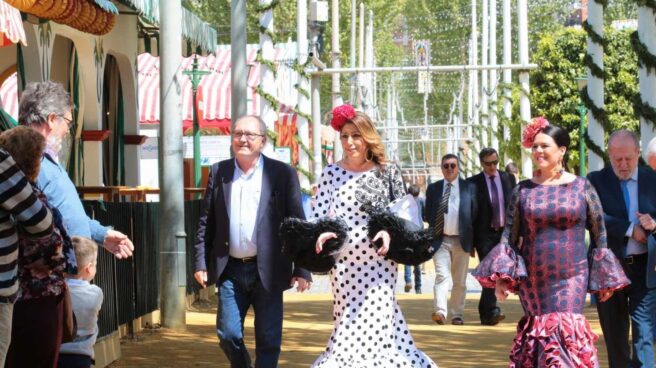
[182,56,210,188]
[576,77,588,176]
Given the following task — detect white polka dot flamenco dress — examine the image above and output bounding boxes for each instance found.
[310,164,438,368]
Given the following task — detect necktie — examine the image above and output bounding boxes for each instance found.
[621,180,634,221]
[434,183,451,237]
[489,175,502,229]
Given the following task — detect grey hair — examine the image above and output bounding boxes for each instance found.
[608,129,640,150]
[234,115,267,137]
[18,81,73,128]
[647,137,656,159]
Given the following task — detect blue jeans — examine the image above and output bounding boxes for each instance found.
[404,265,421,290]
[217,260,283,368]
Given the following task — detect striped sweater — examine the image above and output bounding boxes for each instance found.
[0,149,53,303]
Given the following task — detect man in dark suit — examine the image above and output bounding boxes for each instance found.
[425,154,477,325]
[588,130,656,368]
[467,147,516,326]
[193,115,311,368]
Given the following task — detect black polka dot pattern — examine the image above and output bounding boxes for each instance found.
[310,164,438,367]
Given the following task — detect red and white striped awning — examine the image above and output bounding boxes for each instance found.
[0,72,17,118]
[0,1,27,47]
[139,43,300,127]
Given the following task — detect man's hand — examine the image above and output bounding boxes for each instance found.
[373,230,391,256]
[632,225,648,244]
[636,212,656,233]
[291,276,311,292]
[103,230,134,259]
[194,270,207,288]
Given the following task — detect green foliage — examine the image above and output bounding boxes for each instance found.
[530,27,639,173]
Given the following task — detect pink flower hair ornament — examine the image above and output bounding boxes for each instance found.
[330,104,356,131]
[522,117,550,149]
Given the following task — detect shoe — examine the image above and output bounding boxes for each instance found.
[431,312,446,325]
[415,288,421,294]
[481,312,506,326]
[451,317,464,325]
[404,283,412,292]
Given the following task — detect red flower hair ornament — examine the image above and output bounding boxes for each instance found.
[522,117,550,149]
[330,104,356,131]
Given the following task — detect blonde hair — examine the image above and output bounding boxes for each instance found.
[72,236,98,269]
[343,112,386,165]
[0,126,46,182]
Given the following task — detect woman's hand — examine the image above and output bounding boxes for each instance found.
[373,230,391,256]
[495,279,511,301]
[598,290,614,302]
[316,232,338,254]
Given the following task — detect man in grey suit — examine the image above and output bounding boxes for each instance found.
[194,115,311,368]
[588,130,656,368]
[425,154,477,325]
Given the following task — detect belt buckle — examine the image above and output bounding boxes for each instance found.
[624,256,634,265]
[241,256,256,263]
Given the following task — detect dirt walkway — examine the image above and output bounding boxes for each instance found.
[109,293,611,368]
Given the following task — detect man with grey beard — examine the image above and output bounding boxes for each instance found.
[18,81,134,259]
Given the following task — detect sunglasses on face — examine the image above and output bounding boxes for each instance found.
[482,160,498,166]
[442,163,457,170]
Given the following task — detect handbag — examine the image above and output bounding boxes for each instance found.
[61,284,77,343]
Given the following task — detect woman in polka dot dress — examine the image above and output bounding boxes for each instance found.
[310,105,437,368]
[473,119,629,367]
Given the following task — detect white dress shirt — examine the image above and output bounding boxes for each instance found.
[623,169,645,256]
[443,179,460,236]
[485,172,506,227]
[229,155,264,258]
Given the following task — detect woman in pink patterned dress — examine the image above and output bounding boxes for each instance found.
[473,118,630,367]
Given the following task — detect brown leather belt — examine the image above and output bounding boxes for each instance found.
[229,256,257,263]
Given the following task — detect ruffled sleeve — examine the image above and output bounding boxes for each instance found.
[472,184,527,291]
[584,179,630,293]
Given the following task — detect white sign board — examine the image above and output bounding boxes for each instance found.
[272,147,292,165]
[183,135,232,165]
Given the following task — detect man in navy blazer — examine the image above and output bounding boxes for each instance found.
[467,148,515,326]
[425,154,477,326]
[588,130,656,368]
[194,116,311,368]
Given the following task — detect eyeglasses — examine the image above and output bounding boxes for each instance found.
[233,131,264,141]
[59,115,74,128]
[442,163,457,170]
[482,160,498,166]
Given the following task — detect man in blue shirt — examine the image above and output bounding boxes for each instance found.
[18,81,133,258]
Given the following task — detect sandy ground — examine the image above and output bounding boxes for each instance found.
[108,291,614,368]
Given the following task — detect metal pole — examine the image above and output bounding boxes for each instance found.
[312,75,322,183]
[298,0,310,188]
[349,0,357,103]
[586,0,605,171]
[471,0,480,168]
[310,63,538,75]
[192,85,200,187]
[481,0,489,147]
[502,0,512,145]
[231,0,247,130]
[331,0,343,162]
[159,0,186,330]
[331,0,342,107]
[489,0,498,150]
[518,0,532,178]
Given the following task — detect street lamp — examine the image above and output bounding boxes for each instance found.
[576,77,588,176]
[182,55,210,188]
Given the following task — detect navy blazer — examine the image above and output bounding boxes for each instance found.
[193,155,311,292]
[425,178,478,253]
[588,166,656,287]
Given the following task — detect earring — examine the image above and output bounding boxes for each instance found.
[365,150,374,162]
